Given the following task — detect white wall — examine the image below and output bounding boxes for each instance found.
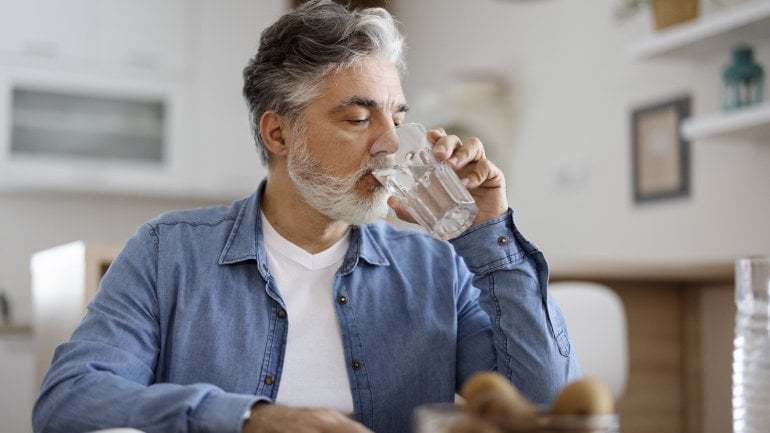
[396,0,770,264]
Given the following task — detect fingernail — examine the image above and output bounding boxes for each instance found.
[461,177,470,186]
[448,157,458,166]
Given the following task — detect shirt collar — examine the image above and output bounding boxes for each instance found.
[218,180,390,277]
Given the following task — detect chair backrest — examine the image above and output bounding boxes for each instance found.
[549,281,629,401]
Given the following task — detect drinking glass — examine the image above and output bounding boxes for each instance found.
[733,256,770,433]
[372,123,478,240]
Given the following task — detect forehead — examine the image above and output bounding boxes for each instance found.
[314,56,406,111]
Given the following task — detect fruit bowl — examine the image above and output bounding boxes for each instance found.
[413,403,619,433]
[413,374,620,433]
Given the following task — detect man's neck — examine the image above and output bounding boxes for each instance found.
[261,175,351,254]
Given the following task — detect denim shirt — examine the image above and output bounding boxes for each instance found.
[33,182,579,433]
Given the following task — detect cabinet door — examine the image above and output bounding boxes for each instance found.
[92,0,188,71]
[0,0,90,62]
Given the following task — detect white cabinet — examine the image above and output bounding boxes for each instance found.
[93,0,188,72]
[0,0,205,198]
[0,67,189,197]
[0,0,189,73]
[0,0,91,63]
[0,0,281,200]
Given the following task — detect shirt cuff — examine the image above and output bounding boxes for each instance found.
[191,392,268,433]
[450,209,530,274]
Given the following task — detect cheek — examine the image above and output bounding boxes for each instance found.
[317,135,372,174]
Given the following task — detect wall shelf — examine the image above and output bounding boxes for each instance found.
[627,1,770,60]
[681,103,770,140]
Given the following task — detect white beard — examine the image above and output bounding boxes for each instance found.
[287,135,391,225]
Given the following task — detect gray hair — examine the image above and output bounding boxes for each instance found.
[242,0,407,165]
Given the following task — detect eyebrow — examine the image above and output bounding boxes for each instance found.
[331,96,409,114]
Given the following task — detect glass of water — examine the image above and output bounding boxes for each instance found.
[372,123,478,240]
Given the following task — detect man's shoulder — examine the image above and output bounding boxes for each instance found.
[146,196,250,230]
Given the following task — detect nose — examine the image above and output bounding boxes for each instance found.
[370,126,399,156]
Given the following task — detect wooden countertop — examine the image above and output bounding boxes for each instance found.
[0,325,33,336]
[550,259,734,284]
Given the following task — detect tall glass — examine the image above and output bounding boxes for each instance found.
[372,123,478,240]
[733,256,770,433]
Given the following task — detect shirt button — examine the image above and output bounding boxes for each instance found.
[264,375,274,385]
[277,308,287,318]
[337,296,348,305]
[497,236,508,246]
[352,361,362,370]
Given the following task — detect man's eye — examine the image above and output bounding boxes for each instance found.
[349,119,369,125]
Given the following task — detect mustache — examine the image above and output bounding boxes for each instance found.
[356,155,393,179]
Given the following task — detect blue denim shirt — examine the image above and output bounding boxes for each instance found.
[33,182,579,433]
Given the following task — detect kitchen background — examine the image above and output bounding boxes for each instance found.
[1,0,769,432]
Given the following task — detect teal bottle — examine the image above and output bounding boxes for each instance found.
[722,45,764,111]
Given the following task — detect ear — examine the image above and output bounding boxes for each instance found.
[259,111,290,158]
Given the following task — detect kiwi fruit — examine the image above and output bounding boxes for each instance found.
[460,372,538,431]
[550,377,614,416]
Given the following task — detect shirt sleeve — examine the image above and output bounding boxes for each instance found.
[32,224,265,433]
[450,209,581,404]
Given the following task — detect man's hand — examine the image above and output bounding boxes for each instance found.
[388,128,509,227]
[243,404,373,433]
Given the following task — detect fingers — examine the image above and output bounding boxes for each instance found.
[425,127,509,223]
[244,404,374,433]
[427,129,485,169]
[426,129,500,189]
[447,136,486,170]
[456,157,505,190]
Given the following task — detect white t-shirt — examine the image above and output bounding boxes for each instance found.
[261,215,354,414]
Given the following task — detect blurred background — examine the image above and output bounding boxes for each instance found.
[0,0,768,432]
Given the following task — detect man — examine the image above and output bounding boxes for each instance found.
[33,1,579,433]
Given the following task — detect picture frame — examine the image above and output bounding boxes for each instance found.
[631,95,691,203]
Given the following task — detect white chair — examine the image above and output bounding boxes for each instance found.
[549,281,629,401]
